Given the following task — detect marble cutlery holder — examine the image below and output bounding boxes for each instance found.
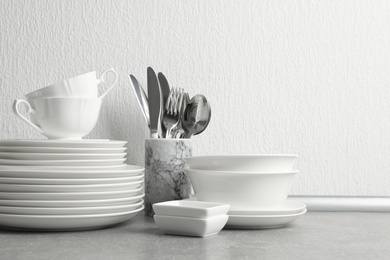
[144,139,193,216]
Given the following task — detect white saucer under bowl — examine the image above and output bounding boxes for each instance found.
[0,140,127,148]
[225,208,307,229]
[228,200,306,215]
[0,205,144,231]
[0,194,145,207]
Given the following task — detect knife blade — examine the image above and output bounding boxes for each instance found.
[147,67,161,138]
[129,75,150,127]
[158,72,171,138]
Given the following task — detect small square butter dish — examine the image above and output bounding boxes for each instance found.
[152,200,230,218]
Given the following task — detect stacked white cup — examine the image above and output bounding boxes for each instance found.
[13,69,118,140]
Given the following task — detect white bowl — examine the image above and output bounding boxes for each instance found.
[153,200,230,218]
[185,154,298,172]
[154,214,228,237]
[187,168,299,211]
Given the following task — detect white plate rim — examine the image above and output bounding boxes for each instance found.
[0,175,143,184]
[0,152,127,160]
[0,140,127,148]
[228,208,307,218]
[228,200,306,215]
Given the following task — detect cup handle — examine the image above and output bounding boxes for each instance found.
[12,99,43,134]
[97,68,118,99]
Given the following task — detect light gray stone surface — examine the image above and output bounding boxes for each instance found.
[0,212,389,260]
[145,139,192,216]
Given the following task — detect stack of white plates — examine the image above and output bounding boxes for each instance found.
[0,139,144,231]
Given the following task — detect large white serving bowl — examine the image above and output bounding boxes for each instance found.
[186,168,299,211]
[184,155,298,172]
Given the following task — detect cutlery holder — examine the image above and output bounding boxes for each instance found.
[144,139,192,216]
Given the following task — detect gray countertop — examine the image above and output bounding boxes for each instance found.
[0,212,389,260]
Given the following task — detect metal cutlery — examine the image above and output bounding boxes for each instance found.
[147,67,161,139]
[181,94,211,138]
[129,75,150,126]
[158,73,171,138]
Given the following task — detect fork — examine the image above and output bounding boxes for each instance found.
[162,87,183,138]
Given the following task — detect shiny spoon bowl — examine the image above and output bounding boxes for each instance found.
[181,94,211,138]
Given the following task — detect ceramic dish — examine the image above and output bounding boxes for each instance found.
[0,140,127,148]
[0,164,128,172]
[0,175,143,185]
[185,154,298,172]
[225,209,307,229]
[0,200,143,215]
[154,214,228,238]
[153,200,230,218]
[0,181,143,192]
[0,206,143,231]
[0,158,126,166]
[0,187,143,200]
[187,168,299,210]
[0,194,144,207]
[0,146,127,154]
[228,200,306,215]
[0,165,144,178]
[0,152,126,160]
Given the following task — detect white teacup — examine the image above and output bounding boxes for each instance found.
[25,68,118,100]
[13,97,102,140]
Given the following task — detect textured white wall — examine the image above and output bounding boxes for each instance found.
[1,0,389,196]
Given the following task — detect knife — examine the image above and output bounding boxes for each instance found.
[129,75,150,127]
[147,67,161,138]
[158,72,171,138]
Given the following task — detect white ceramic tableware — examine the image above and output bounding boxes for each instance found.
[153,200,230,218]
[0,139,127,148]
[154,214,228,237]
[0,181,143,192]
[0,194,144,207]
[228,200,306,215]
[0,152,126,160]
[13,97,102,140]
[0,165,144,178]
[25,68,118,100]
[187,168,299,211]
[0,206,143,231]
[0,200,143,215]
[0,187,143,200]
[185,154,298,172]
[225,209,307,229]
[0,175,143,185]
[0,146,127,154]
[0,158,126,166]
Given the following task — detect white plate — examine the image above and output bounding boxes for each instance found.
[228,200,306,215]
[0,187,143,200]
[0,200,144,215]
[0,146,127,154]
[0,206,143,231]
[225,209,307,229]
[0,193,145,207]
[0,164,128,171]
[0,140,127,148]
[0,158,126,166]
[0,152,126,160]
[0,175,143,185]
[0,165,144,178]
[0,181,143,192]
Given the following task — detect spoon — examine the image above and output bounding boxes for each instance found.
[181,94,211,138]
